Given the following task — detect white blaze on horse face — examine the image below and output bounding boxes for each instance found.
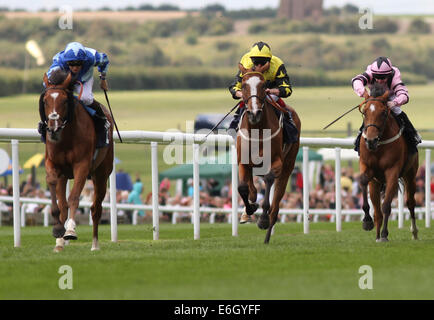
[50,92,59,101]
[48,111,60,131]
[246,76,262,113]
[369,104,375,113]
[47,92,61,131]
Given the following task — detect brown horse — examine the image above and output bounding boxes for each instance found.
[358,85,419,242]
[236,63,301,244]
[41,70,114,252]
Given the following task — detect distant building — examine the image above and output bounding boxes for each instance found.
[278,0,323,20]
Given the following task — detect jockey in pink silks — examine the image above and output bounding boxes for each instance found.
[352,56,421,154]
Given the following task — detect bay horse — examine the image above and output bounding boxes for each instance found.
[358,84,419,242]
[236,63,301,244]
[41,70,114,252]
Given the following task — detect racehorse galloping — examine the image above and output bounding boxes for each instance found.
[236,63,301,244]
[41,70,114,252]
[358,84,419,242]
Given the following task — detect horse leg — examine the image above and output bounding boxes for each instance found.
[264,168,290,243]
[368,181,383,242]
[63,164,89,240]
[90,170,109,251]
[359,165,374,231]
[238,165,258,215]
[258,155,283,229]
[404,163,419,240]
[46,161,66,252]
[257,171,275,231]
[380,170,400,242]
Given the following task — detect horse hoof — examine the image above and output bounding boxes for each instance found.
[91,247,100,251]
[376,238,388,243]
[53,246,63,253]
[63,230,78,240]
[362,220,374,231]
[52,225,66,238]
[246,202,259,215]
[257,215,270,230]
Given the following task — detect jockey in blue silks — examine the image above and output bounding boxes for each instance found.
[39,42,110,148]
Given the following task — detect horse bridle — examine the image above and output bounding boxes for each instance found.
[41,86,73,134]
[243,94,265,110]
[359,97,390,141]
[242,71,266,111]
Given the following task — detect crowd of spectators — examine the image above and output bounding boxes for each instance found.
[1,161,434,225]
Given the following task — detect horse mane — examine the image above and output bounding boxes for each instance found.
[370,82,387,98]
[48,69,77,90]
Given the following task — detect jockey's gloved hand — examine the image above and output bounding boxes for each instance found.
[387,101,397,108]
[99,73,108,91]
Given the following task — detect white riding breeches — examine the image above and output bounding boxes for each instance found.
[73,76,94,106]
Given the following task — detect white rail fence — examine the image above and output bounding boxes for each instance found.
[0,128,433,247]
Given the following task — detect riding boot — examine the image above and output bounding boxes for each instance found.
[37,121,47,143]
[354,122,364,155]
[283,110,298,144]
[228,105,244,140]
[88,100,110,148]
[229,105,244,131]
[396,112,421,154]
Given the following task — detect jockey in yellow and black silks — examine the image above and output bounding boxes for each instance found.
[228,41,297,143]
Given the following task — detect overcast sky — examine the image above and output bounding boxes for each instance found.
[1,0,434,15]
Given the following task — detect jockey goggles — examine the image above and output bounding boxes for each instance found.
[373,73,390,80]
[251,57,271,66]
[67,60,83,67]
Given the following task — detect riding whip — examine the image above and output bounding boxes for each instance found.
[202,101,241,141]
[323,100,367,130]
[103,89,123,143]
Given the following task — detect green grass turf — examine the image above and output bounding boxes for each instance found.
[1,222,434,300]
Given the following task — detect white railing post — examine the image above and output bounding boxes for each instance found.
[21,204,26,227]
[110,141,118,242]
[398,180,404,229]
[12,139,20,247]
[425,149,431,228]
[132,210,138,225]
[43,205,50,227]
[193,143,200,240]
[302,146,309,234]
[335,147,342,232]
[231,144,238,237]
[151,142,160,240]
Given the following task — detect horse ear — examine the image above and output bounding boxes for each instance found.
[62,72,73,88]
[43,73,49,86]
[254,61,270,74]
[238,63,248,75]
[381,90,390,101]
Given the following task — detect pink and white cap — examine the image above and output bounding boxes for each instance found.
[370,57,393,75]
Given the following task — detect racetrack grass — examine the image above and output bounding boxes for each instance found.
[1,221,434,300]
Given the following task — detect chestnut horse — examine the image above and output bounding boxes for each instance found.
[358,85,419,242]
[41,70,114,252]
[236,64,301,244]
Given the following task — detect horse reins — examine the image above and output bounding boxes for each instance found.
[41,86,74,134]
[239,94,285,142]
[360,97,403,145]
